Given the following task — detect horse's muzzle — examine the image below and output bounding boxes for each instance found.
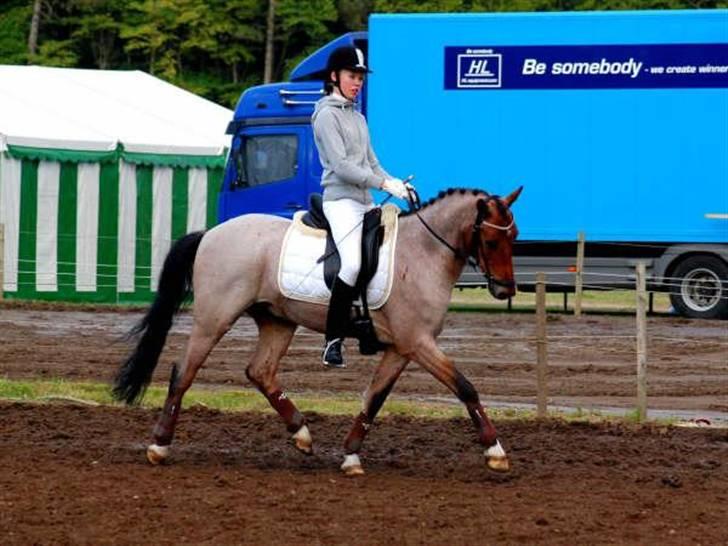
[488,278,516,300]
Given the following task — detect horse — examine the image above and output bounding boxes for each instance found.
[112,186,522,476]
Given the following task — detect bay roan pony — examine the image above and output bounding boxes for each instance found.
[113,187,522,476]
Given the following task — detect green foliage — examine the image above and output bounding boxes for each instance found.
[33,37,79,66]
[69,1,125,69]
[0,3,31,64]
[0,377,532,419]
[338,0,372,29]
[0,0,723,108]
[374,0,465,11]
[120,0,183,78]
[278,0,338,78]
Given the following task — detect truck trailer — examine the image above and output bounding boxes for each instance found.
[219,9,728,318]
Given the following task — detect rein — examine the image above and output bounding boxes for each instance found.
[408,189,515,289]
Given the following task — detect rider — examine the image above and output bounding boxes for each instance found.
[312,45,409,368]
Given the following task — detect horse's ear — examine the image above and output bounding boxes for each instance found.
[503,186,523,208]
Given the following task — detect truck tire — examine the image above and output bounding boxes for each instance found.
[669,255,728,319]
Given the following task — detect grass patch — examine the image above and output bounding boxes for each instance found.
[0,377,474,419]
[0,378,672,425]
[4,288,671,317]
[450,286,672,314]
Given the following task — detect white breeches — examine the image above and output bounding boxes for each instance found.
[322,198,374,286]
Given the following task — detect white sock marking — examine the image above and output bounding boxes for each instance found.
[341,453,361,470]
[485,440,506,458]
[292,425,312,445]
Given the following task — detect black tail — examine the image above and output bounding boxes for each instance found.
[112,231,205,404]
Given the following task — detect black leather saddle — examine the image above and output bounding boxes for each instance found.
[301,193,385,293]
[300,193,386,355]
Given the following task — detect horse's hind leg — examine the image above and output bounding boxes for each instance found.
[341,348,409,476]
[411,336,509,472]
[147,322,224,464]
[245,314,312,454]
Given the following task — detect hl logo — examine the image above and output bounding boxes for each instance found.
[457,51,502,88]
[466,58,492,76]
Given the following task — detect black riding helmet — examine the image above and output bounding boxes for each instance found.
[324,46,370,96]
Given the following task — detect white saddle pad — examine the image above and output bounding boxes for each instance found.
[278,204,399,309]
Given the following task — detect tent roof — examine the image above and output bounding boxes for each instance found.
[0,65,232,157]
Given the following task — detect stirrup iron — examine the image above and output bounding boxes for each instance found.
[322,338,346,368]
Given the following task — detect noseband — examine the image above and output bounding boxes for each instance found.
[412,193,516,290]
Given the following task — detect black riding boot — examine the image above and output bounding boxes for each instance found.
[322,277,357,368]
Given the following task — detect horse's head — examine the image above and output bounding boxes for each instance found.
[471,187,522,300]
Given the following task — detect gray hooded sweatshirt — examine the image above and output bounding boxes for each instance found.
[312,93,390,204]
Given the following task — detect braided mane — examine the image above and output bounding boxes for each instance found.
[398,187,502,218]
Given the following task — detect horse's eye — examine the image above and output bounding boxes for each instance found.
[486,240,498,251]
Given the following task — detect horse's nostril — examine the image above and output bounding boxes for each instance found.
[490,283,516,300]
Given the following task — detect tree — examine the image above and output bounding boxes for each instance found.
[373,0,464,12]
[68,0,125,69]
[0,2,31,64]
[337,0,372,30]
[211,0,265,85]
[264,0,276,83]
[28,0,42,56]
[120,0,184,78]
[27,1,81,67]
[277,0,337,79]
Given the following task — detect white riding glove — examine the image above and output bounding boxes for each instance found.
[381,177,409,200]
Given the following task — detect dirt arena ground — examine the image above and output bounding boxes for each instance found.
[1,403,727,545]
[1,307,727,544]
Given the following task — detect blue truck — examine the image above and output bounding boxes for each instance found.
[219,9,728,319]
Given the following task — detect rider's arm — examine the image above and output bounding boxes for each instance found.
[313,109,383,189]
[366,139,391,186]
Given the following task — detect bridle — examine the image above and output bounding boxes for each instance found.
[409,189,516,290]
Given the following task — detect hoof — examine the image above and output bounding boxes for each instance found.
[485,440,510,473]
[341,453,365,477]
[292,425,313,455]
[486,456,510,473]
[146,444,170,465]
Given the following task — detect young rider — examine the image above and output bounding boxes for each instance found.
[311,45,409,368]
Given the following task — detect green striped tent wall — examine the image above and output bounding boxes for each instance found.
[0,154,223,303]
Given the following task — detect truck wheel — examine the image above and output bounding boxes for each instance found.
[669,255,728,319]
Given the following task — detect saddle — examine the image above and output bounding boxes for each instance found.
[301,193,385,355]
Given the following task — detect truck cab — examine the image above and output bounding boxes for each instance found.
[219,32,368,221]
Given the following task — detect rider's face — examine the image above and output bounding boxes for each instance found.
[332,69,364,100]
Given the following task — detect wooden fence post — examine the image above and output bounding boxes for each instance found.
[536,272,548,418]
[0,223,4,301]
[635,262,648,422]
[574,231,585,316]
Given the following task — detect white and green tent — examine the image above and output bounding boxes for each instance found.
[0,65,232,303]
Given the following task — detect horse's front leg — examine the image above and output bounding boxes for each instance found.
[341,348,409,476]
[411,336,509,472]
[245,315,312,454]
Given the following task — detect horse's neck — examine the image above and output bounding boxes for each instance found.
[398,198,474,283]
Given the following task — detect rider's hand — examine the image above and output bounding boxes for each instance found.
[381,177,409,200]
